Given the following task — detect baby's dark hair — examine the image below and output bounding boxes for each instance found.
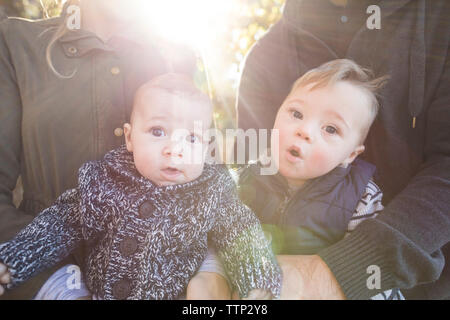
[131,73,212,123]
[289,59,389,143]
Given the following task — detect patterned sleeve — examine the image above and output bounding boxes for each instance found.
[0,188,87,288]
[209,166,282,299]
[345,179,405,300]
[345,179,384,236]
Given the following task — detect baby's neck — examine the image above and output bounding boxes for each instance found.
[286,179,307,193]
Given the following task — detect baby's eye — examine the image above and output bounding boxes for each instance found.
[324,126,338,135]
[186,134,200,144]
[150,127,166,137]
[291,110,303,119]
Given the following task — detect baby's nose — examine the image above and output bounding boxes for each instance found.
[296,126,313,142]
[163,142,184,158]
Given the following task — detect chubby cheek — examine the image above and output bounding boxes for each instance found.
[309,150,329,169]
[272,125,290,153]
[132,148,160,181]
[307,146,341,176]
[181,144,207,181]
[183,163,205,181]
[271,128,284,170]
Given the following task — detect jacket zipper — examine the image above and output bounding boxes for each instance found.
[276,191,295,225]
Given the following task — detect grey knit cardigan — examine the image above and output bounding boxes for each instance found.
[0,146,281,299]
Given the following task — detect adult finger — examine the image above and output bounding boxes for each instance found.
[0,272,10,284]
[243,289,270,300]
[0,284,4,296]
[259,291,273,300]
[0,264,7,275]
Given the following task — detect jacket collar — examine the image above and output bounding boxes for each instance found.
[58,26,158,58]
[247,157,375,200]
[247,162,290,198]
[102,145,218,194]
[57,1,159,56]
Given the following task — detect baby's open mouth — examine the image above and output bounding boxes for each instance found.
[162,167,182,176]
[288,146,301,158]
[289,149,300,157]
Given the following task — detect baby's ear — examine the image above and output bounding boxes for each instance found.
[123,123,133,152]
[341,145,365,168]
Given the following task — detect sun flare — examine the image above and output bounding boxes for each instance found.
[138,0,238,48]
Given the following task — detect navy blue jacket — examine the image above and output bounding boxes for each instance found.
[239,159,376,255]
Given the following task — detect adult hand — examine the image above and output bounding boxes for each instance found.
[277,255,346,300]
[186,271,231,300]
[243,289,273,300]
[0,263,11,296]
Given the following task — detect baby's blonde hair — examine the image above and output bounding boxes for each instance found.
[289,59,389,143]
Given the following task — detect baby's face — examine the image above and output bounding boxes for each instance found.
[124,89,212,186]
[272,81,370,189]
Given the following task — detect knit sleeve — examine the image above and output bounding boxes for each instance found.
[209,167,282,299]
[0,187,86,288]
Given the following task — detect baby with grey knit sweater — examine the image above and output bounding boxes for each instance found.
[0,74,282,300]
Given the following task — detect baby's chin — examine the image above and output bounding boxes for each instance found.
[153,171,204,187]
[153,177,188,187]
[278,166,310,183]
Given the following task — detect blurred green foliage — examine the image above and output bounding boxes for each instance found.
[0,0,62,18]
[0,0,285,129]
[206,0,285,130]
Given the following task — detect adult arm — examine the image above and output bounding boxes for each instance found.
[0,19,35,243]
[0,9,6,20]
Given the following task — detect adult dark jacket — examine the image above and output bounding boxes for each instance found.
[0,8,6,20]
[0,8,199,298]
[237,0,450,299]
